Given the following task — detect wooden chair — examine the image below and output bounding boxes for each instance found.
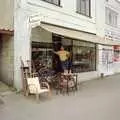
[20,58,51,101]
[26,76,51,102]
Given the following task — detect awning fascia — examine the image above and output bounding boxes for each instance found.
[40,22,120,45]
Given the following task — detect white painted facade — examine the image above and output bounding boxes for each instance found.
[105,0,120,42]
[14,0,120,90]
[27,0,96,33]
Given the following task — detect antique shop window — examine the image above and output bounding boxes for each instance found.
[52,34,96,73]
[32,42,53,68]
[72,41,96,73]
[77,0,91,17]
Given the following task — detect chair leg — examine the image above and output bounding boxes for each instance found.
[25,88,29,96]
[36,93,39,102]
[48,89,51,97]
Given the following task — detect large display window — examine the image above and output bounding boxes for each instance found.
[72,40,96,72]
[32,35,96,73]
[53,35,96,73]
[32,42,53,70]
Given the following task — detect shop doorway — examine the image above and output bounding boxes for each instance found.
[52,34,73,73]
[100,48,113,75]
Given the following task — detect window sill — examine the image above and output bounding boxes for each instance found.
[106,23,117,28]
[41,0,62,7]
[76,11,92,18]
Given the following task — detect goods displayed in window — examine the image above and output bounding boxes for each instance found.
[72,41,96,73]
[113,45,120,62]
[32,37,96,74]
[32,42,53,70]
[52,36,96,73]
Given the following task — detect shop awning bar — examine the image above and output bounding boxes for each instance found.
[40,22,120,45]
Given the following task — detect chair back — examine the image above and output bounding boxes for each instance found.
[27,77,41,93]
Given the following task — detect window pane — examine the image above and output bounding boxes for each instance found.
[86,0,90,16]
[32,42,53,69]
[77,0,91,16]
[52,0,59,5]
[115,15,117,26]
[43,0,60,5]
[81,0,86,15]
[105,7,118,27]
[72,40,96,73]
[109,12,112,25]
[81,0,86,13]
[73,40,95,47]
[46,0,52,2]
[105,8,109,24]
[77,0,81,12]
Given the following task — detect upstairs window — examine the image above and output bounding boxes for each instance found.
[105,7,118,27]
[77,0,91,17]
[42,0,60,6]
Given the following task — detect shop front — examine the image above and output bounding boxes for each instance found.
[30,23,98,82]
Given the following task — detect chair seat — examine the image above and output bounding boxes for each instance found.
[38,89,49,93]
[27,77,50,94]
[29,88,49,94]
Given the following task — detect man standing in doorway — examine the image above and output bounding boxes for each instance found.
[54,46,71,74]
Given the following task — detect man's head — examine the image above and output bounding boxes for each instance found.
[60,46,64,50]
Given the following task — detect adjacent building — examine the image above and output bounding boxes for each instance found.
[97,0,120,75]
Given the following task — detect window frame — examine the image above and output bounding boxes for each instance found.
[41,0,61,6]
[76,0,91,17]
[105,7,118,27]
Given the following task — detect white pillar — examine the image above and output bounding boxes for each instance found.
[14,8,31,90]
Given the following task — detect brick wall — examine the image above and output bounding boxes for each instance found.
[0,34,14,86]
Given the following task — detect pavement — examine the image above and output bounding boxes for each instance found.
[0,81,13,105]
[0,81,11,93]
[1,74,120,120]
